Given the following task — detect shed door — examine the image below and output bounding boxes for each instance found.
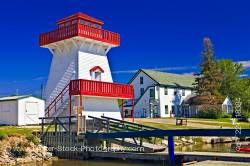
[25,102,39,124]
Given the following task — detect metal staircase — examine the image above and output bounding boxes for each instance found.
[45,83,70,117]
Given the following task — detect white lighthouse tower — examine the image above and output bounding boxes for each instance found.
[40,12,134,119]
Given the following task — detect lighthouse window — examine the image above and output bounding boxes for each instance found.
[59,24,65,29]
[65,22,71,26]
[80,19,85,25]
[72,20,78,24]
[94,72,101,81]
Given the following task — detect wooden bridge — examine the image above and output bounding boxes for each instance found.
[39,115,250,165]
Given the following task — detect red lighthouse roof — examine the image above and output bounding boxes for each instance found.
[56,12,104,25]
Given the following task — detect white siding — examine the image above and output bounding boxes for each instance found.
[130,72,156,100]
[45,42,121,119]
[18,97,45,125]
[134,87,155,118]
[130,71,193,118]
[78,51,113,82]
[0,101,18,125]
[158,87,192,117]
[0,97,44,125]
[45,46,77,107]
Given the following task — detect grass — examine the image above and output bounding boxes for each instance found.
[135,117,250,129]
[188,118,233,123]
[189,120,250,128]
[0,126,38,137]
[140,121,197,129]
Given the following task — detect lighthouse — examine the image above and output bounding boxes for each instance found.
[40,12,134,119]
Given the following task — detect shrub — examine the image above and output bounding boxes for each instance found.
[0,132,7,141]
[242,111,250,118]
[221,112,231,118]
[10,146,27,158]
[197,108,223,119]
[26,134,40,145]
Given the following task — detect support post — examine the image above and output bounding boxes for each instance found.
[41,118,44,135]
[79,95,82,107]
[55,118,58,133]
[132,98,135,122]
[121,99,124,121]
[69,95,72,133]
[168,136,175,165]
[69,95,72,116]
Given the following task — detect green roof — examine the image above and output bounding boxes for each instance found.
[141,69,195,88]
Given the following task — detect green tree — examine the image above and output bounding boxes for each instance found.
[216,59,250,113]
[216,59,244,100]
[194,37,222,97]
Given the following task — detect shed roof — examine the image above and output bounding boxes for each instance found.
[132,69,195,88]
[0,95,41,102]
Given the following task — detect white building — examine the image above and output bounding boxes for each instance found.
[125,69,195,118]
[40,12,134,119]
[0,95,45,125]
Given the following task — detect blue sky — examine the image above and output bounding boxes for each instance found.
[0,0,250,97]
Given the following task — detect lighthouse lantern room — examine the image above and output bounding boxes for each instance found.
[40,12,134,120]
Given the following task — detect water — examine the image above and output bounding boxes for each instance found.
[23,142,248,166]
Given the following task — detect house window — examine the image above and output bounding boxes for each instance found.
[140,88,144,96]
[165,105,169,114]
[94,72,101,81]
[149,88,155,98]
[140,77,144,84]
[182,89,185,96]
[174,88,178,95]
[164,88,168,95]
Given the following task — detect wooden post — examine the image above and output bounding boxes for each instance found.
[69,95,72,133]
[121,99,124,120]
[41,118,44,135]
[168,136,175,165]
[132,98,135,122]
[55,117,58,133]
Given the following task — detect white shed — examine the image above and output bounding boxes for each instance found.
[0,95,45,125]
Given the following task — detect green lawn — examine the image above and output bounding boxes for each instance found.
[140,121,197,129]
[188,118,250,129]
[0,126,38,138]
[136,118,250,129]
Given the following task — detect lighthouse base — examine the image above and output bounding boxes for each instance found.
[58,96,122,120]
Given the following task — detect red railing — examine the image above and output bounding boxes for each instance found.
[45,79,134,117]
[39,24,120,46]
[45,83,70,117]
[70,79,134,99]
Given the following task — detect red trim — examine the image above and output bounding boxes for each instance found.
[57,12,104,25]
[70,79,134,99]
[39,24,120,46]
[45,79,134,118]
[90,66,104,73]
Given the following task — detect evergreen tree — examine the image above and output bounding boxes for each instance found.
[194,37,222,97]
